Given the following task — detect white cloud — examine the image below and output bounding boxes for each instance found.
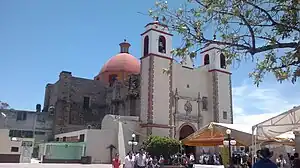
[232,81,300,126]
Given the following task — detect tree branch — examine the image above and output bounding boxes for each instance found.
[253,42,298,53]
[244,0,300,32]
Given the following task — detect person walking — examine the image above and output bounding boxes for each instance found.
[189,153,195,168]
[124,152,135,168]
[252,148,277,168]
[136,149,147,168]
[152,156,159,168]
[276,154,287,168]
[159,155,165,168]
[112,153,121,168]
[292,153,300,168]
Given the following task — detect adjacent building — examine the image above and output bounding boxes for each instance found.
[0,109,53,144]
[0,129,34,163]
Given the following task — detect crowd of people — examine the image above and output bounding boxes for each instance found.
[112,149,198,168]
[198,153,223,165]
[253,148,300,168]
[111,147,300,168]
[112,149,165,168]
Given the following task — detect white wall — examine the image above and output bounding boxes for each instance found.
[102,115,143,159]
[152,56,171,137]
[55,128,115,164]
[172,62,214,133]
[217,72,232,123]
[85,129,115,164]
[140,56,150,123]
[0,129,21,155]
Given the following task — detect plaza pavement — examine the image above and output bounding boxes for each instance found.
[0,163,112,168]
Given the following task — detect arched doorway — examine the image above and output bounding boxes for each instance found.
[179,124,196,155]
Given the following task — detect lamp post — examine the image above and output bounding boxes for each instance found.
[179,141,183,165]
[128,133,138,152]
[223,129,236,167]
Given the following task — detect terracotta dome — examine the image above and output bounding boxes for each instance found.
[100,53,140,74]
[94,40,140,83]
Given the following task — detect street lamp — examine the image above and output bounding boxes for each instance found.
[1,112,7,118]
[128,133,138,152]
[1,112,7,128]
[223,129,237,167]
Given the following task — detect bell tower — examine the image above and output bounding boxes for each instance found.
[201,43,233,124]
[140,20,174,137]
[202,43,230,72]
[141,21,173,57]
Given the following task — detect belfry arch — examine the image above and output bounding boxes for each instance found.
[143,36,149,56]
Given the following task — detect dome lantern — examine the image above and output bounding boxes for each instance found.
[119,39,131,53]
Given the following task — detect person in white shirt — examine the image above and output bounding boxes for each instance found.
[189,153,195,162]
[276,154,287,168]
[146,154,153,168]
[189,153,195,168]
[199,155,204,164]
[124,152,135,168]
[159,155,165,167]
[136,149,147,168]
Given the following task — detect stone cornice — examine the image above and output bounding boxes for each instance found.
[176,95,200,102]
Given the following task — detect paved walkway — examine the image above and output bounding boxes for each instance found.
[0,163,112,168]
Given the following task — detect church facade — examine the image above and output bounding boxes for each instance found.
[42,20,233,141]
[139,21,233,141]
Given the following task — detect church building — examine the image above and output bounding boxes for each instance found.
[39,20,233,162]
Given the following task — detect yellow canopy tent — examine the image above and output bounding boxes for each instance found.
[182,122,252,146]
[182,122,295,147]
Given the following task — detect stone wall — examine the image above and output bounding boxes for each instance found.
[46,71,141,135]
[46,71,107,134]
[105,74,141,117]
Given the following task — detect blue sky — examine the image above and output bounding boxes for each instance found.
[0,0,299,125]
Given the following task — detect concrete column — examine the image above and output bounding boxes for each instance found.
[294,131,300,154]
[43,144,47,155]
[81,145,85,156]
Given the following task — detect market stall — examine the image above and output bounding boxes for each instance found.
[251,105,300,163]
[182,122,254,146]
[252,105,300,140]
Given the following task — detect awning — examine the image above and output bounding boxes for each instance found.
[252,105,300,139]
[182,122,254,146]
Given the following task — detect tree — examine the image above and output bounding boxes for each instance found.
[0,101,10,110]
[149,0,300,86]
[143,136,182,158]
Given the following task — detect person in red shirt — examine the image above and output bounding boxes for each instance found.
[112,153,121,168]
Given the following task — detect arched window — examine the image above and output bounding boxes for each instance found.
[204,54,210,65]
[220,53,226,69]
[109,74,118,86]
[158,36,166,53]
[143,36,149,56]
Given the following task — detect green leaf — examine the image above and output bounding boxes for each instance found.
[149,0,300,85]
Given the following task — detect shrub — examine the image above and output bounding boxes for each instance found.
[143,136,182,158]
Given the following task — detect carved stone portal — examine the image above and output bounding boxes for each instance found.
[175,113,199,123]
